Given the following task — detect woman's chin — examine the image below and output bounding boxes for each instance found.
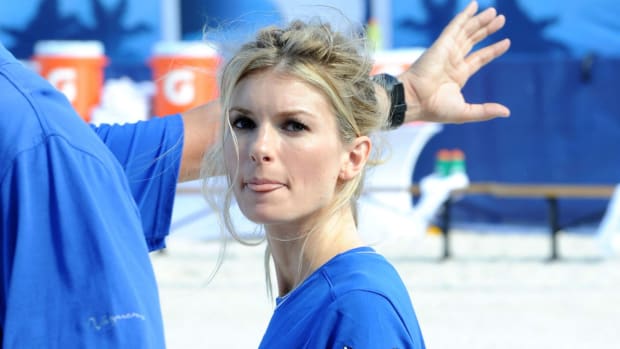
[243,211,291,226]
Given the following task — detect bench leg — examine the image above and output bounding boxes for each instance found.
[439,196,562,260]
[547,197,560,261]
[440,198,452,260]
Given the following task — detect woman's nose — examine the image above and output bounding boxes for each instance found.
[249,125,274,163]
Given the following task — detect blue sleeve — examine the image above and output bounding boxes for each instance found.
[0,137,165,348]
[309,290,426,349]
[92,115,184,251]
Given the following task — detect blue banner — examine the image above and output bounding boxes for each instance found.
[392,0,620,58]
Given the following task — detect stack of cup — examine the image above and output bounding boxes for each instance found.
[434,148,467,176]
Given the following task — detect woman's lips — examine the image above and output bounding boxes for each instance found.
[246,179,285,192]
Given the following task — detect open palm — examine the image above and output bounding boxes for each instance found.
[400,1,511,124]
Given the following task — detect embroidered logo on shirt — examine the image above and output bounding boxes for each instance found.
[88,312,146,331]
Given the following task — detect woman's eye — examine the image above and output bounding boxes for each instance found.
[231,116,255,130]
[283,120,307,132]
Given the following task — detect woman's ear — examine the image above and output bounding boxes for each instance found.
[339,136,371,180]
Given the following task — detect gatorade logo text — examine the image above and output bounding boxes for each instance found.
[47,68,77,103]
[164,69,195,106]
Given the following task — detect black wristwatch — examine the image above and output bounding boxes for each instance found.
[371,73,407,129]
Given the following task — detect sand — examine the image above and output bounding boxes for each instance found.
[151,228,620,349]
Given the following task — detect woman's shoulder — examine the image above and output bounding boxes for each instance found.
[311,256,426,349]
[321,246,405,295]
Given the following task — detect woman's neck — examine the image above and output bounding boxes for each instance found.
[266,209,364,297]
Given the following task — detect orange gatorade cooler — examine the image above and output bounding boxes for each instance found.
[371,48,426,76]
[33,40,107,122]
[150,41,220,116]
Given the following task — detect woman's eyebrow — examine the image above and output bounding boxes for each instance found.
[229,106,319,120]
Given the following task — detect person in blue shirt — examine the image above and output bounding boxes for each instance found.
[0,45,178,347]
[201,3,509,347]
[1,1,509,346]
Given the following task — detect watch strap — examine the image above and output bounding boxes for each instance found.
[371,73,407,129]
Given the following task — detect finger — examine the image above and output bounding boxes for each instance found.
[469,14,506,45]
[438,1,479,41]
[451,6,501,60]
[454,12,504,62]
[464,38,511,77]
[460,102,510,123]
[463,1,480,18]
[462,7,498,39]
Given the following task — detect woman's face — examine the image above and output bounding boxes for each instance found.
[224,70,348,228]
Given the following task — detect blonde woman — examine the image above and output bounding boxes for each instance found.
[202,3,508,347]
[0,1,507,346]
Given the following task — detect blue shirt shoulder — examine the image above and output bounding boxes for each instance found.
[260,247,425,349]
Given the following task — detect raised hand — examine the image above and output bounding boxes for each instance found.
[400,1,511,124]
